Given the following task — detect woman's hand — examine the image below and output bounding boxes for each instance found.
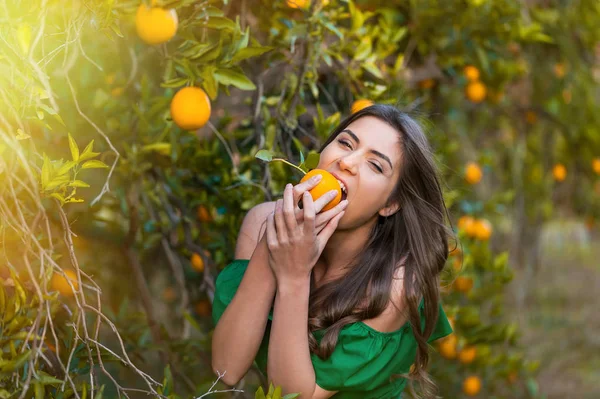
[266,183,347,287]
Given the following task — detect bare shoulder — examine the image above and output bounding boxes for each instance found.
[361,266,407,333]
[234,201,276,259]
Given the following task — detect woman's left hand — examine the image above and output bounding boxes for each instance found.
[266,183,345,287]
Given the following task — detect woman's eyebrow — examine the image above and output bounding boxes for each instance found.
[341,129,393,169]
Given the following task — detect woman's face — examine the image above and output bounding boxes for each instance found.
[317,116,403,228]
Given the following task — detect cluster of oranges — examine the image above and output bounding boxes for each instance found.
[457,215,493,241]
[437,317,483,396]
[551,158,600,182]
[135,1,211,131]
[463,65,487,103]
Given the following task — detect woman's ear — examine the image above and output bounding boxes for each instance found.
[378,202,401,218]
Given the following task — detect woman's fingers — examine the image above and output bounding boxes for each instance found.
[301,191,316,236]
[283,184,297,233]
[273,199,288,243]
[292,174,323,205]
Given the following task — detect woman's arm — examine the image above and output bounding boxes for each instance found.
[211,202,276,386]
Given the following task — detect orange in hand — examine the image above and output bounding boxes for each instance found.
[299,169,342,212]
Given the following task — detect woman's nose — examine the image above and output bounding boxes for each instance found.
[338,154,358,174]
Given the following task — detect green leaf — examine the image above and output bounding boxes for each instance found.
[68,180,90,188]
[282,395,300,399]
[0,349,31,371]
[93,385,105,399]
[45,176,71,191]
[255,386,266,399]
[36,371,63,385]
[141,143,171,156]
[272,386,282,399]
[362,62,383,79]
[323,22,343,40]
[81,160,109,169]
[267,383,275,397]
[305,151,320,170]
[231,46,274,64]
[214,69,256,91]
[161,78,189,88]
[79,140,100,162]
[34,382,44,399]
[68,133,79,162]
[255,149,274,162]
[203,17,237,31]
[41,154,51,188]
[56,160,77,177]
[355,37,372,61]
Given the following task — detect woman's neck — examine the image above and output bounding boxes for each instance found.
[313,217,377,287]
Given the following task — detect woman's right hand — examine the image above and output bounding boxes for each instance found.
[289,175,348,234]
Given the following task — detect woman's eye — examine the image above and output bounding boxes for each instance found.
[338,139,351,148]
[371,163,383,173]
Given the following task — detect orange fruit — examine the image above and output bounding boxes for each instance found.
[197,205,212,222]
[463,65,480,81]
[135,2,178,45]
[351,99,374,114]
[465,162,483,184]
[191,253,204,273]
[299,169,342,212]
[465,81,486,103]
[286,0,309,8]
[438,334,457,359]
[553,63,566,78]
[458,346,477,364]
[473,219,492,241]
[592,157,600,175]
[454,276,473,293]
[195,300,211,317]
[418,79,435,89]
[170,86,211,130]
[525,111,537,124]
[448,244,461,257]
[553,163,567,182]
[458,215,478,238]
[50,269,79,296]
[463,375,482,396]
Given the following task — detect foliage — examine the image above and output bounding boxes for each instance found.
[0,0,599,398]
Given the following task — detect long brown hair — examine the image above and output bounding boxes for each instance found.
[307,104,454,399]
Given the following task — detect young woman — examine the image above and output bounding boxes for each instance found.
[212,104,455,399]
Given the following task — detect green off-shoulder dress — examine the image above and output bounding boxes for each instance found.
[212,259,453,399]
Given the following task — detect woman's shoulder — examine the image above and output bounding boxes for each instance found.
[234,201,276,259]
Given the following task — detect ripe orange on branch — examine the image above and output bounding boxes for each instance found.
[299,169,342,212]
[465,162,483,184]
[463,376,482,396]
[553,163,567,182]
[463,65,480,81]
[170,87,211,131]
[135,1,178,45]
[351,99,374,114]
[50,269,79,296]
[465,81,487,103]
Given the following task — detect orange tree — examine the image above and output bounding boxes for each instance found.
[1,0,599,398]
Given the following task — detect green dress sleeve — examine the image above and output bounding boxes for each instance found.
[311,300,453,394]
